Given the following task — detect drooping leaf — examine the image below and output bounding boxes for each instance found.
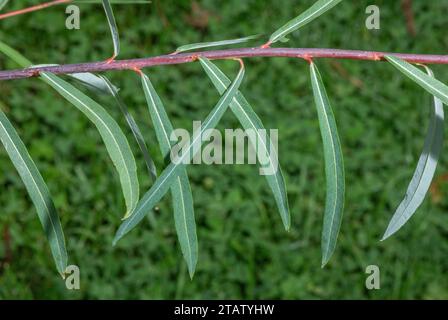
[0,43,141,219]
[68,73,157,180]
[98,75,158,181]
[268,0,343,45]
[141,73,197,278]
[0,104,67,275]
[385,55,448,105]
[102,0,120,59]
[40,72,139,219]
[0,0,9,11]
[198,57,290,230]
[382,67,444,240]
[174,34,260,54]
[113,62,245,244]
[310,62,345,267]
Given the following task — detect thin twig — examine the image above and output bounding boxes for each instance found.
[1,47,448,81]
[0,0,71,20]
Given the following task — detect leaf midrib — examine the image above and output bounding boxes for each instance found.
[312,65,339,258]
[42,73,136,212]
[0,120,65,267]
[142,76,194,267]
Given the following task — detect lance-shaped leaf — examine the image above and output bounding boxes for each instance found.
[34,69,150,186]
[0,105,67,275]
[99,75,157,181]
[198,57,290,230]
[40,72,139,219]
[385,56,448,106]
[0,0,9,11]
[141,72,197,278]
[102,0,120,59]
[268,0,343,45]
[382,67,444,240]
[31,70,157,181]
[310,62,345,267]
[113,62,245,244]
[174,34,260,54]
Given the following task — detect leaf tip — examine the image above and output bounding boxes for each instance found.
[188,267,196,280]
[380,228,394,242]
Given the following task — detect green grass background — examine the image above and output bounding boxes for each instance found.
[0,0,448,299]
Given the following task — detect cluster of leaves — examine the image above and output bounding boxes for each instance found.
[0,0,446,279]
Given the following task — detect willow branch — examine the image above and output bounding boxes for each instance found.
[1,47,448,81]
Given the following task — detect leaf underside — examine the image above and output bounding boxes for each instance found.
[383,66,444,240]
[310,62,345,267]
[198,57,291,230]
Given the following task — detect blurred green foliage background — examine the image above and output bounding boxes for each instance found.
[0,0,448,299]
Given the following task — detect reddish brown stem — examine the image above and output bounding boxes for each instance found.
[1,47,448,81]
[0,0,71,20]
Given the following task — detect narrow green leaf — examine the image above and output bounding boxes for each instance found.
[0,105,67,275]
[310,62,345,267]
[0,0,9,11]
[175,34,260,53]
[141,73,197,278]
[113,62,245,244]
[198,57,290,230]
[268,0,343,45]
[385,55,448,106]
[40,72,139,219]
[0,43,141,218]
[382,67,444,240]
[102,0,120,58]
[99,75,158,182]
[0,41,32,68]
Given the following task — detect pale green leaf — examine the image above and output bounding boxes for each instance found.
[102,0,120,58]
[268,0,343,45]
[70,72,119,95]
[310,62,345,267]
[40,72,139,219]
[0,105,67,275]
[174,34,260,53]
[198,57,290,230]
[0,0,9,11]
[382,67,444,240]
[385,55,448,105]
[141,73,197,278]
[113,62,244,244]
